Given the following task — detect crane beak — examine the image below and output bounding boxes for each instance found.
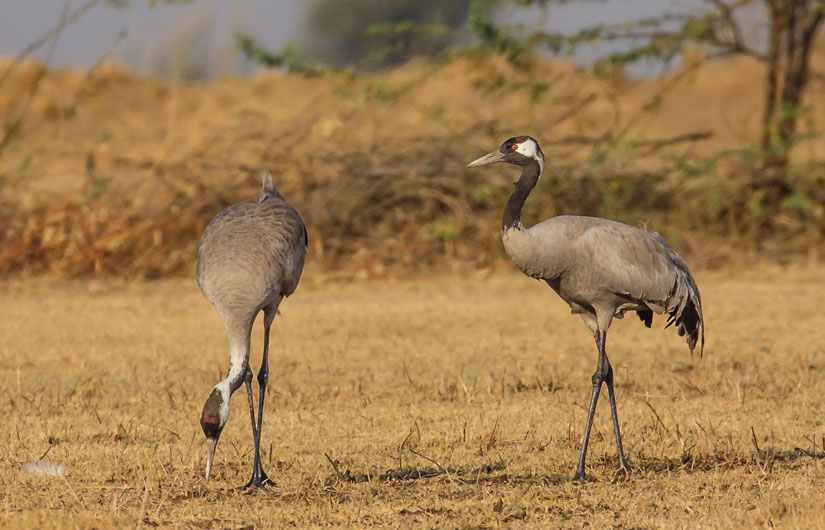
[467,150,505,168]
[204,437,218,482]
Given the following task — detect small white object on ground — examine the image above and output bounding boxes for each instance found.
[23,460,65,476]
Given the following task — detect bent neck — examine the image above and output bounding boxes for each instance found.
[201,330,250,430]
[223,338,250,395]
[204,338,249,423]
[502,160,542,232]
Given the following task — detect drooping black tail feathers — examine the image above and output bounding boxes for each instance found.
[664,267,704,357]
[258,170,280,203]
[637,309,653,328]
[651,232,705,357]
[666,285,702,350]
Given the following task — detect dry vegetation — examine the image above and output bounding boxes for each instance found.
[2,53,825,279]
[2,266,825,528]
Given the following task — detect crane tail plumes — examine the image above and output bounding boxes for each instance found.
[667,282,704,357]
[258,170,278,203]
[650,233,705,357]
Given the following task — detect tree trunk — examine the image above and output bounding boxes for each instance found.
[761,0,824,171]
[777,2,823,146]
[760,2,784,153]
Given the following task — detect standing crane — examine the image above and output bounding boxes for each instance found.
[197,171,307,488]
[467,136,704,481]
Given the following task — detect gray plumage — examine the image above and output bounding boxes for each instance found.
[198,173,306,325]
[504,215,703,351]
[197,170,307,488]
[468,136,704,481]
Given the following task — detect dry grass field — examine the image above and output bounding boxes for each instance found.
[3,265,825,528]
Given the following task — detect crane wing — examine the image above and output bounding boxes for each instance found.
[577,219,704,355]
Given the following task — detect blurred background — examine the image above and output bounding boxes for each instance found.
[1,0,823,280]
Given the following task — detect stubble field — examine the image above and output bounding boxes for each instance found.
[2,265,825,528]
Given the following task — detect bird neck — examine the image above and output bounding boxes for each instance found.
[502,160,542,232]
[223,338,249,395]
[203,338,248,426]
[207,336,249,417]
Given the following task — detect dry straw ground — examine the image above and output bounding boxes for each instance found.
[3,265,825,528]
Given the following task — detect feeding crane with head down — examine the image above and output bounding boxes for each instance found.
[197,170,307,488]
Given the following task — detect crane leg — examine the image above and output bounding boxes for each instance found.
[245,311,276,489]
[602,334,629,476]
[244,367,257,441]
[573,331,604,481]
[574,330,627,481]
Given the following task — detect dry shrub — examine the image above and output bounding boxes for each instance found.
[1,56,823,279]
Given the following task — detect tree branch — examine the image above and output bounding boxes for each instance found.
[637,131,714,154]
[701,0,769,61]
[707,0,746,50]
[0,0,103,89]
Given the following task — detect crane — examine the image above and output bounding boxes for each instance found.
[468,136,704,480]
[197,170,307,488]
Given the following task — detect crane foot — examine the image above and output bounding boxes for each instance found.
[242,469,271,490]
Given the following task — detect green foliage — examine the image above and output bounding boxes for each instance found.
[467,0,533,66]
[471,183,494,205]
[781,190,812,213]
[238,0,471,72]
[302,0,472,69]
[467,1,757,70]
[417,217,459,242]
[236,34,327,76]
[366,20,451,40]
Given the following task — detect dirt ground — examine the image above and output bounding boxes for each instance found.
[2,265,825,528]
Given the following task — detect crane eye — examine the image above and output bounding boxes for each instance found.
[511,144,518,151]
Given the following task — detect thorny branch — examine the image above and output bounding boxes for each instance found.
[0,0,72,154]
[0,0,103,89]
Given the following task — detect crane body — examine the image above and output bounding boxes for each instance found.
[468,136,703,480]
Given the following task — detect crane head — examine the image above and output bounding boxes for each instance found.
[200,383,230,482]
[467,136,545,172]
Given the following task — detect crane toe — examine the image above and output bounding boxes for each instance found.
[611,463,632,483]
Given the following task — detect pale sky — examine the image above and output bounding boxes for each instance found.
[0,0,718,77]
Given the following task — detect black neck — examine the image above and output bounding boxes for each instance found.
[502,160,542,231]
